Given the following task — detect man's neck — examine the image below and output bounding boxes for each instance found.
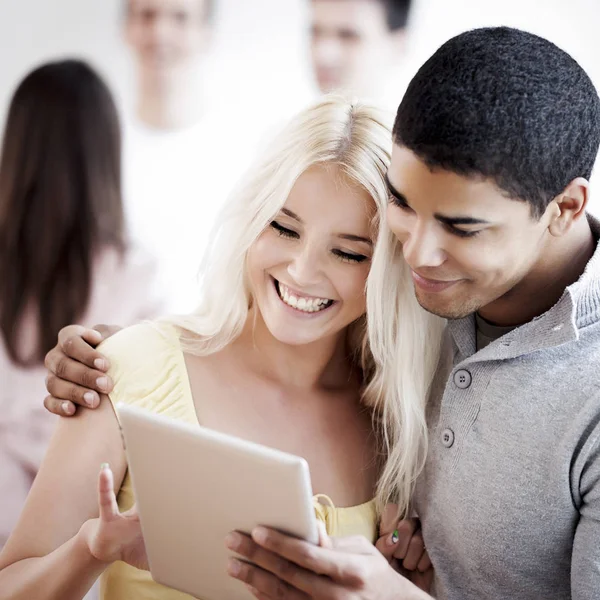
[136,72,204,130]
[478,216,596,327]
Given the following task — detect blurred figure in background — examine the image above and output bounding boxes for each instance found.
[310,0,412,108]
[0,59,162,552]
[125,0,212,130]
[122,0,267,312]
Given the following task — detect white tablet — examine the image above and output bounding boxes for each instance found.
[117,404,319,600]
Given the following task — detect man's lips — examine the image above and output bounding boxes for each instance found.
[411,271,462,293]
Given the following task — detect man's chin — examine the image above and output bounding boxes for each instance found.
[414,291,475,320]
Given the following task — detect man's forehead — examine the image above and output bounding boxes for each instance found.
[128,0,207,14]
[311,0,387,27]
[389,147,528,215]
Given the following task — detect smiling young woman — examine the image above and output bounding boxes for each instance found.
[0,96,444,600]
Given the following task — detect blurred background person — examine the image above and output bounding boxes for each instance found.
[122,0,272,313]
[0,59,163,554]
[309,0,412,108]
[125,0,212,130]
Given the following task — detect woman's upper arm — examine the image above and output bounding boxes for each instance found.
[0,395,126,568]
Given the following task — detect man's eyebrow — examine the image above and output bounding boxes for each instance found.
[434,213,491,226]
[385,173,491,227]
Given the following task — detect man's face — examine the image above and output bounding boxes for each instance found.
[125,0,210,80]
[386,145,555,320]
[310,0,403,97]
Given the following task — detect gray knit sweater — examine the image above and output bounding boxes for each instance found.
[414,215,600,599]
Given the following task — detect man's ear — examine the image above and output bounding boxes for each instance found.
[547,177,589,237]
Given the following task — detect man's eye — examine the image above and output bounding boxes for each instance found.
[450,227,481,239]
[339,30,360,42]
[138,9,156,22]
[389,195,412,210]
[270,221,299,239]
[173,10,189,24]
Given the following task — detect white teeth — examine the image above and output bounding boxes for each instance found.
[277,282,332,313]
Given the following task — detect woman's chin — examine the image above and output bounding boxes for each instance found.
[267,326,323,347]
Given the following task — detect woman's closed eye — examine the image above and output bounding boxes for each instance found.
[270,220,299,239]
[332,249,368,264]
[270,221,368,263]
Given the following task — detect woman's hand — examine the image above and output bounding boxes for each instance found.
[375,505,433,593]
[44,324,121,416]
[81,464,148,571]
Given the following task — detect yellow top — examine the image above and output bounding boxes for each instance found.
[98,323,378,600]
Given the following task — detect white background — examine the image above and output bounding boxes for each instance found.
[1,0,599,212]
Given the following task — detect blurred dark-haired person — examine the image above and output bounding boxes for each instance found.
[0,59,163,551]
[310,0,411,107]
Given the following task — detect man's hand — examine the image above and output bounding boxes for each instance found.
[225,526,432,600]
[44,324,121,416]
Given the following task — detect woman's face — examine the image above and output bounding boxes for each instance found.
[247,164,376,347]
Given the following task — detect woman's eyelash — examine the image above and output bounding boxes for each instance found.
[332,249,368,264]
[270,221,368,263]
[270,220,298,238]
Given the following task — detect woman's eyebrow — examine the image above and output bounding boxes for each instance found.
[281,208,302,222]
[336,233,373,245]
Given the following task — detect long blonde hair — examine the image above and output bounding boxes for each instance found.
[166,96,445,516]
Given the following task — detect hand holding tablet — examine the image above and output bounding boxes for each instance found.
[118,404,319,600]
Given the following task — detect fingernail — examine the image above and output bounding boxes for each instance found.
[84,392,97,407]
[225,532,241,550]
[100,462,110,471]
[96,377,109,391]
[253,527,268,544]
[62,401,74,415]
[390,529,399,545]
[94,358,107,371]
[227,558,241,577]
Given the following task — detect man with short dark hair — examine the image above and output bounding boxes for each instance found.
[227,27,600,599]
[310,0,411,105]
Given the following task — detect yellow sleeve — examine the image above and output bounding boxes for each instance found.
[98,323,195,424]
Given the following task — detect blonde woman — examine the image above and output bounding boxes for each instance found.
[0,97,444,599]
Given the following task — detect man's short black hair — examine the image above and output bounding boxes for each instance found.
[393,27,600,217]
[381,0,411,31]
